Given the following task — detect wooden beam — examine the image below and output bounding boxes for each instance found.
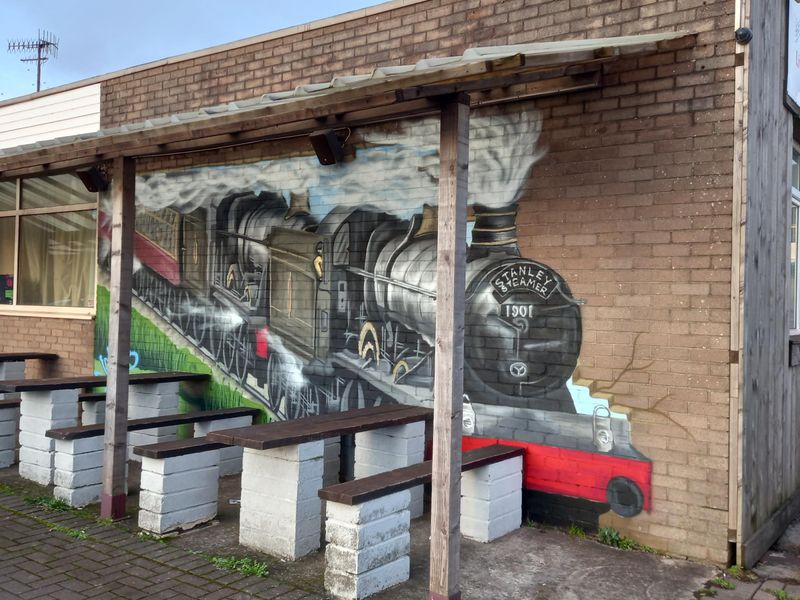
[100,156,135,520]
[429,94,470,600]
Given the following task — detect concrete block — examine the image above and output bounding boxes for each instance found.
[138,503,217,535]
[54,449,102,473]
[0,418,16,437]
[140,465,219,495]
[0,449,15,468]
[461,508,521,543]
[239,507,321,542]
[355,431,424,454]
[54,436,104,456]
[141,450,219,476]
[19,445,53,468]
[471,456,523,481]
[21,389,79,407]
[53,467,103,489]
[20,399,77,421]
[0,361,25,380]
[194,415,253,435]
[54,485,101,508]
[241,453,324,483]
[19,415,75,435]
[325,555,410,600]
[461,490,521,520]
[18,461,52,486]
[354,447,424,470]
[243,441,324,464]
[129,382,180,396]
[326,532,410,575]
[326,510,410,550]
[327,490,411,525]
[369,422,424,440]
[218,450,244,477]
[81,401,105,425]
[239,524,319,560]
[240,490,320,521]
[140,485,218,514]
[240,471,322,501]
[18,431,53,452]
[460,470,521,501]
[195,416,251,476]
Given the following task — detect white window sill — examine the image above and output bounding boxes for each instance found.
[0,305,95,320]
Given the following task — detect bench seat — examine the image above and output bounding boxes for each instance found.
[134,436,233,535]
[319,444,524,600]
[47,407,260,508]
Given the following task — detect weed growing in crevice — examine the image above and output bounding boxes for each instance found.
[726,565,759,582]
[709,577,735,590]
[210,555,270,577]
[138,531,167,544]
[766,590,800,600]
[50,524,88,540]
[568,524,586,539]
[24,496,71,511]
[597,527,656,553]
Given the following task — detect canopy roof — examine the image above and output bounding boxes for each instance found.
[0,31,692,178]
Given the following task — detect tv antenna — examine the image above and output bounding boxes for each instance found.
[8,30,59,92]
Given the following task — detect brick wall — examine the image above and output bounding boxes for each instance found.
[100,0,734,128]
[515,28,734,561]
[68,0,736,564]
[0,316,94,378]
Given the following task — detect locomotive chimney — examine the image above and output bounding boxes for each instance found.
[468,203,520,260]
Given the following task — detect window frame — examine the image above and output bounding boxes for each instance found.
[0,175,98,319]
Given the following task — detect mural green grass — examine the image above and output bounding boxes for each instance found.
[94,285,269,422]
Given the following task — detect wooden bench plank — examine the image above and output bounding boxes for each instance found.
[46,407,261,440]
[78,393,105,403]
[133,436,228,459]
[0,398,21,409]
[0,371,210,393]
[318,444,524,505]
[0,352,58,362]
[207,404,433,450]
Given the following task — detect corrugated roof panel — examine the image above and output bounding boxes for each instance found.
[0,32,689,160]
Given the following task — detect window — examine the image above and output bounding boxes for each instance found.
[0,174,98,316]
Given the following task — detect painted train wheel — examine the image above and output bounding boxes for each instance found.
[221,323,249,383]
[176,289,191,334]
[606,476,644,518]
[266,353,285,416]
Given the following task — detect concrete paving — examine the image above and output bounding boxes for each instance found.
[0,463,799,600]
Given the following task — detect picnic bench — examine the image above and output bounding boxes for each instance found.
[46,407,260,508]
[0,371,210,485]
[318,444,524,600]
[207,404,433,560]
[0,352,58,403]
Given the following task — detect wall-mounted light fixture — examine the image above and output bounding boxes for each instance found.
[75,165,110,192]
[309,129,345,165]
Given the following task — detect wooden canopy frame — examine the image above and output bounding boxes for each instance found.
[0,33,693,600]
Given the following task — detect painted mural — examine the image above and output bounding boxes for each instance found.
[95,109,652,524]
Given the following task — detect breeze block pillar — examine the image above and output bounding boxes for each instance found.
[354,422,424,518]
[53,436,104,507]
[127,382,180,460]
[460,455,523,543]
[0,402,18,468]
[138,449,220,535]
[18,389,79,485]
[239,441,323,560]
[81,400,105,426]
[194,415,254,476]
[324,489,411,600]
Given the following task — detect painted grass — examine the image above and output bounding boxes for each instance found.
[95,285,268,421]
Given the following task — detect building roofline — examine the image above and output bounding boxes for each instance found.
[0,0,428,110]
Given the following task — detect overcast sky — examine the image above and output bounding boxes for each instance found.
[0,0,380,100]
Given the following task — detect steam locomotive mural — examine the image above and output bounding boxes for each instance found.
[120,191,650,519]
[96,112,652,520]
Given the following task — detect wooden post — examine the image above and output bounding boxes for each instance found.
[429,94,469,600]
[100,156,135,519]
